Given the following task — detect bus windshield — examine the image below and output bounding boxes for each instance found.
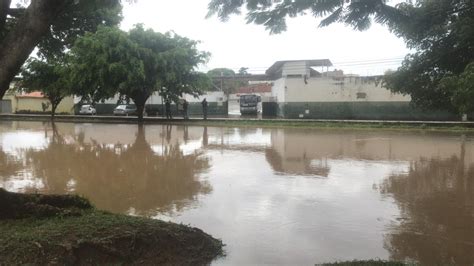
[240,95,258,102]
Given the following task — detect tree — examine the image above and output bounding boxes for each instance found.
[207,0,474,115]
[440,63,474,115]
[70,25,210,122]
[384,1,474,115]
[0,0,122,99]
[238,67,249,76]
[207,0,405,34]
[20,58,72,118]
[207,68,247,96]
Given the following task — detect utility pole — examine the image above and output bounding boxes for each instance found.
[220,71,224,91]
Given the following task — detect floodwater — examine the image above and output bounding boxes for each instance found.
[1,121,474,265]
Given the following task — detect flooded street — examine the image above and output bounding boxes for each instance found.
[1,121,474,265]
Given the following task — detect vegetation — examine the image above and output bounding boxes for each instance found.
[70,25,210,121]
[207,67,248,95]
[0,0,122,98]
[20,58,72,118]
[207,0,474,115]
[0,188,224,264]
[318,260,409,266]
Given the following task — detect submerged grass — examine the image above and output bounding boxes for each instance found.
[318,260,413,265]
[0,189,224,265]
[3,114,474,132]
[171,119,474,133]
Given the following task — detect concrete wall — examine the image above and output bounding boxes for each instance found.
[284,76,408,103]
[272,78,286,103]
[272,75,459,120]
[11,96,74,114]
[74,91,228,116]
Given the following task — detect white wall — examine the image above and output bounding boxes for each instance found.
[281,61,309,77]
[74,91,226,105]
[184,91,226,103]
[281,76,410,103]
[272,78,286,103]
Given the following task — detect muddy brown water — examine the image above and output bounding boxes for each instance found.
[1,121,474,265]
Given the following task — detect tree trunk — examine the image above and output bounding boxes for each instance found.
[136,102,145,123]
[51,102,57,119]
[0,0,68,99]
[49,96,63,120]
[0,0,12,33]
[132,91,149,124]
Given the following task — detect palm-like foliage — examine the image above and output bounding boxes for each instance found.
[207,0,406,33]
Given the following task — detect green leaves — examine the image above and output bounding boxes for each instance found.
[207,0,406,34]
[384,0,474,114]
[70,25,210,119]
[20,58,73,115]
[36,0,123,60]
[441,63,474,114]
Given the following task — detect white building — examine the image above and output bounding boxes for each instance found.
[265,59,457,120]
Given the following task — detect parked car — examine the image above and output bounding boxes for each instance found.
[113,105,137,116]
[79,105,96,115]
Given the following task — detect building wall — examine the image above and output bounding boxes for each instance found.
[284,76,409,103]
[76,91,228,116]
[272,75,459,120]
[272,78,286,103]
[281,61,309,77]
[13,96,74,114]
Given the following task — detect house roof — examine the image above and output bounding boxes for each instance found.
[16,91,45,98]
[266,59,333,76]
[237,83,272,94]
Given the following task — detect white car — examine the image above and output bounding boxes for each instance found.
[79,105,96,115]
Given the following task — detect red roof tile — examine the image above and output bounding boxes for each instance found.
[237,83,272,94]
[16,91,45,98]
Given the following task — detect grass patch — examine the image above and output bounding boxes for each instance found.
[167,119,474,133]
[0,188,224,265]
[317,260,412,265]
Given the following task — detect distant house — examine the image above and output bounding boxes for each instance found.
[3,91,74,114]
[265,59,458,120]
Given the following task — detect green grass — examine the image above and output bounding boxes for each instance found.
[0,189,223,265]
[166,119,474,133]
[317,260,414,265]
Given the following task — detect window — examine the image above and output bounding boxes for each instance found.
[356,92,367,99]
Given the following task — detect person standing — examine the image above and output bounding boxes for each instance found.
[183,99,189,120]
[201,98,208,120]
[165,99,172,119]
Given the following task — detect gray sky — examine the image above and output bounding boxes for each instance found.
[120,0,410,75]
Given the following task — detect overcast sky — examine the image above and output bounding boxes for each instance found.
[120,0,410,76]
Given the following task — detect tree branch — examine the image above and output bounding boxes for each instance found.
[6,7,26,18]
[0,0,12,32]
[0,0,70,98]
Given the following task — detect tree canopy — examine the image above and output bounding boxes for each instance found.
[70,25,210,121]
[208,0,474,115]
[207,68,249,95]
[20,58,72,117]
[0,0,122,98]
[207,0,405,34]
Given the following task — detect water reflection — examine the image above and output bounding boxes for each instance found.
[20,123,212,216]
[380,145,474,265]
[2,122,474,264]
